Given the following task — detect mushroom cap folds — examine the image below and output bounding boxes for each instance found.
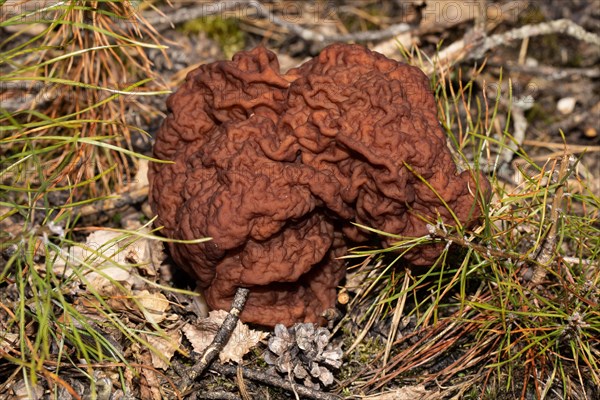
[149,44,489,327]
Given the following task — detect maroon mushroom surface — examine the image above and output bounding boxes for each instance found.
[149,43,490,327]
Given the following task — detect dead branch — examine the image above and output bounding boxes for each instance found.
[428,18,600,74]
[249,0,411,44]
[138,0,412,46]
[210,362,341,400]
[182,287,250,384]
[477,18,600,55]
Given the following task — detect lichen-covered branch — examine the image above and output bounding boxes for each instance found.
[183,287,249,384]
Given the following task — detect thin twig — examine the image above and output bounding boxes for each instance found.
[210,362,341,400]
[182,287,250,384]
[561,256,597,267]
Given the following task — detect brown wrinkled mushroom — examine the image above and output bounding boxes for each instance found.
[149,43,490,327]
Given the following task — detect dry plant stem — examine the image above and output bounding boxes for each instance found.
[183,287,250,384]
[210,362,341,400]
[367,311,484,391]
[530,154,577,285]
[382,272,410,370]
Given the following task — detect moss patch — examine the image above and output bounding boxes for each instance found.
[181,16,245,59]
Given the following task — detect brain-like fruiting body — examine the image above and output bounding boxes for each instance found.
[149,44,489,327]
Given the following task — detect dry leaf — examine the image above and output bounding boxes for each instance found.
[54,228,162,286]
[136,347,162,400]
[145,330,182,370]
[0,331,18,352]
[136,290,170,324]
[182,310,267,364]
[74,230,132,291]
[146,237,167,277]
[182,321,217,355]
[50,226,168,299]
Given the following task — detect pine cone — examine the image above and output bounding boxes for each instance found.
[264,323,343,388]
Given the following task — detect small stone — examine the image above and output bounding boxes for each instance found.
[557,97,576,115]
[525,57,539,67]
[584,127,597,138]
